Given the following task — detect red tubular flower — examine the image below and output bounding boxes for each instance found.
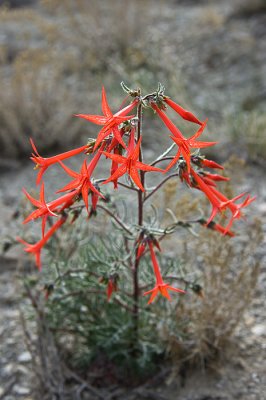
[151,102,186,141]
[167,121,216,173]
[107,128,136,189]
[107,278,118,301]
[203,172,229,182]
[91,191,99,212]
[191,156,224,170]
[209,186,256,232]
[164,97,203,125]
[23,182,57,236]
[137,242,146,259]
[106,126,128,153]
[212,222,235,237]
[30,138,88,185]
[58,160,103,212]
[23,184,78,234]
[18,217,66,270]
[178,163,192,186]
[152,103,216,173]
[191,169,225,224]
[75,87,138,150]
[202,159,224,169]
[200,176,217,187]
[203,220,235,237]
[110,147,120,189]
[200,171,229,187]
[143,242,185,304]
[57,146,104,213]
[192,169,255,229]
[136,234,161,259]
[102,134,164,192]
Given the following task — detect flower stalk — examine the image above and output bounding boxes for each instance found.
[132,97,144,350]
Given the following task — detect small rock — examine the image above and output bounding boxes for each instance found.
[251,324,266,337]
[6,337,16,345]
[2,363,15,375]
[257,203,266,215]
[0,387,4,396]
[18,351,31,363]
[5,309,20,318]
[244,315,255,327]
[13,385,30,395]
[17,365,30,375]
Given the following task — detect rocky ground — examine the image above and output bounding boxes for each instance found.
[0,0,266,399]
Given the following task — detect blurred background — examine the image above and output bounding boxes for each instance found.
[0,0,265,162]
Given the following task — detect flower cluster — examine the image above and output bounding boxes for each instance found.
[19,84,255,303]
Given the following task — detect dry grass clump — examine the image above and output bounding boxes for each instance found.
[0,51,85,157]
[0,0,186,158]
[0,6,43,64]
[228,110,266,163]
[168,219,262,366]
[232,0,266,18]
[40,0,174,80]
[0,6,86,157]
[156,176,263,368]
[198,6,226,29]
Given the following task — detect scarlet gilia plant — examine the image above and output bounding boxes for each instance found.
[19,83,254,339]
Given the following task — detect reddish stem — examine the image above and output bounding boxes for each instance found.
[132,98,143,351]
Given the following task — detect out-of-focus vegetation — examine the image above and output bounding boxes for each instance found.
[0,0,265,159]
[228,110,266,163]
[0,0,187,157]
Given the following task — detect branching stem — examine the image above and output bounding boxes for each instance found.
[144,173,179,203]
[149,142,176,166]
[149,156,175,167]
[93,204,133,236]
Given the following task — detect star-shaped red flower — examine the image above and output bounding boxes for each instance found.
[101,134,164,192]
[18,217,66,270]
[208,186,256,232]
[30,138,88,185]
[23,183,78,236]
[144,242,185,304]
[75,87,138,150]
[152,103,216,173]
[57,150,104,213]
[191,168,253,228]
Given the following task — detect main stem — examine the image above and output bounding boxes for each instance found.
[132,99,144,351]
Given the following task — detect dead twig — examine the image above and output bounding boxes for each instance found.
[63,365,108,400]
